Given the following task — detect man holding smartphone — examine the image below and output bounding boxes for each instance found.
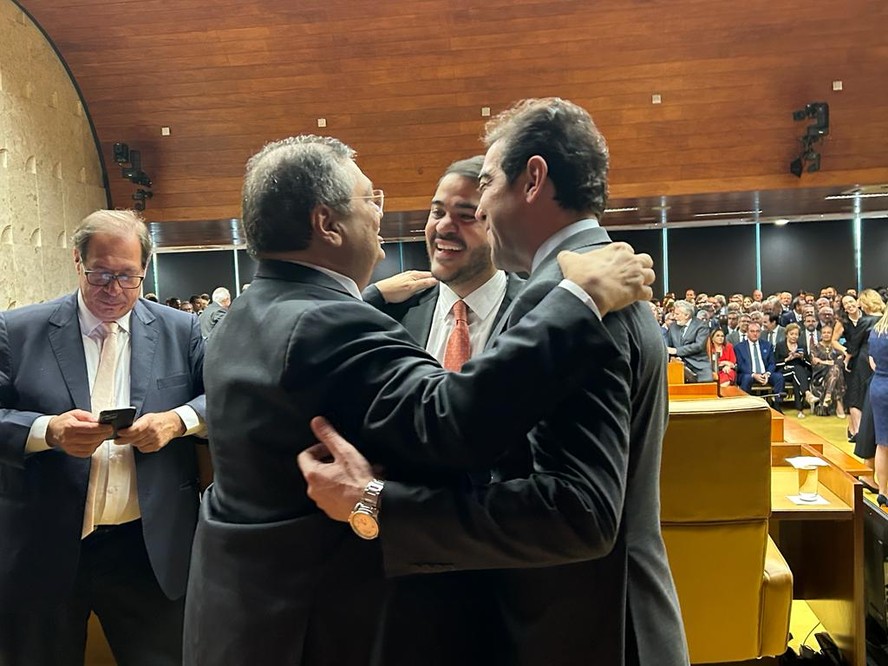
[0,210,206,666]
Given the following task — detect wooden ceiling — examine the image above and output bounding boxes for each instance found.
[15,0,888,247]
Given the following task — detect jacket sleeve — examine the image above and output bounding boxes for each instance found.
[378,309,636,572]
[292,286,618,471]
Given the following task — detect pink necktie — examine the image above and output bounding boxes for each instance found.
[443,300,471,371]
[83,322,119,537]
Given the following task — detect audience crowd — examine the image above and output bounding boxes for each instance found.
[654,285,888,439]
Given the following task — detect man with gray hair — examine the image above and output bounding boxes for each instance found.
[199,286,231,338]
[0,210,206,665]
[665,299,712,381]
[184,131,660,665]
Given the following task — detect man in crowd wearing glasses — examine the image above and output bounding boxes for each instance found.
[0,209,206,666]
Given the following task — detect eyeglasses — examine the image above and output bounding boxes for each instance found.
[84,270,145,289]
[349,189,385,215]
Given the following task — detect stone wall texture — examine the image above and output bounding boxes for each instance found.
[0,0,107,309]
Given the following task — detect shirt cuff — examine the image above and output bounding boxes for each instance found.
[26,415,54,453]
[173,406,206,437]
[558,279,602,320]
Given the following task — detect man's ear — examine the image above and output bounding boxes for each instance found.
[311,203,343,247]
[73,249,83,272]
[524,155,549,204]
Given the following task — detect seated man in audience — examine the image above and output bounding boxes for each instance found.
[665,300,711,382]
[735,321,786,408]
[727,313,750,345]
[763,312,785,348]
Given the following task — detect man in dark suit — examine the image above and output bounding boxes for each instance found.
[735,320,786,404]
[362,156,523,362]
[0,210,206,666]
[300,99,689,665]
[665,299,712,382]
[184,134,657,665]
[763,312,786,348]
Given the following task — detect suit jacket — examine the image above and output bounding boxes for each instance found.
[734,337,778,385]
[199,300,227,338]
[664,318,711,380]
[382,226,689,666]
[764,325,786,349]
[183,260,623,666]
[361,272,524,348]
[726,329,747,346]
[0,294,206,610]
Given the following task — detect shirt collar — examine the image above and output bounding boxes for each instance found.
[77,290,132,337]
[287,261,363,300]
[437,271,507,321]
[531,218,600,274]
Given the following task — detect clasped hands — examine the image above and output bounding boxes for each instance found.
[46,409,186,458]
[751,372,771,385]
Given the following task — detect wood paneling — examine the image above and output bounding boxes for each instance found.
[14,0,888,240]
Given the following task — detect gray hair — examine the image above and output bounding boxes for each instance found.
[673,300,694,317]
[211,287,231,304]
[72,209,153,268]
[242,135,358,256]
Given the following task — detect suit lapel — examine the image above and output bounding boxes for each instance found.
[47,294,91,411]
[129,301,158,417]
[400,286,438,346]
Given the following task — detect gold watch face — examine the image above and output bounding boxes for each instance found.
[349,510,379,540]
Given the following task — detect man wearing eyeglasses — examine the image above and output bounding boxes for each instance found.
[183,134,656,666]
[0,209,206,666]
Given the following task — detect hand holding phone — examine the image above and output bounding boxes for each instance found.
[98,407,137,439]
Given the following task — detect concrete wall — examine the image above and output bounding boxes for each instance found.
[0,0,106,310]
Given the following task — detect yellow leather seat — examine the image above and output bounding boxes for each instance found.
[661,395,793,664]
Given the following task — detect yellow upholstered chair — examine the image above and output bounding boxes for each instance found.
[661,395,793,664]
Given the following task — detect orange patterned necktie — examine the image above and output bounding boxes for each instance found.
[443,300,471,371]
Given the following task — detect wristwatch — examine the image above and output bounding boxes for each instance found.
[348,479,384,540]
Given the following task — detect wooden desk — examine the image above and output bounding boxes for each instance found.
[770,454,864,666]
[782,418,871,476]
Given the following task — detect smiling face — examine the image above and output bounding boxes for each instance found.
[477,140,533,273]
[75,231,146,321]
[842,295,859,317]
[425,173,495,295]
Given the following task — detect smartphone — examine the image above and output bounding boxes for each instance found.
[98,407,136,438]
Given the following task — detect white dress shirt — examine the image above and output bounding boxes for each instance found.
[426,272,508,363]
[26,292,203,536]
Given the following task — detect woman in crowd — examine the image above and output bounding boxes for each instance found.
[868,306,888,507]
[777,323,811,418]
[707,328,736,386]
[843,293,880,440]
[809,324,847,417]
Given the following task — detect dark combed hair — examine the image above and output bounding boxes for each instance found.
[241,135,356,257]
[483,97,609,218]
[440,155,485,184]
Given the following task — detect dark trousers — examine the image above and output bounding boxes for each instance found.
[0,520,184,666]
[783,365,811,410]
[739,371,785,395]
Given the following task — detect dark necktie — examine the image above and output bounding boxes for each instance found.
[443,300,471,371]
[809,332,816,349]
